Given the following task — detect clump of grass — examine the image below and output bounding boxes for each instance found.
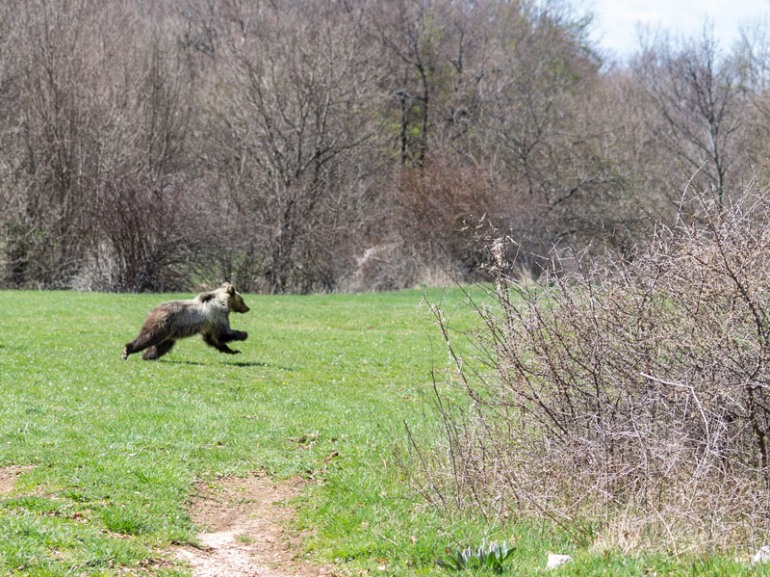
[235,533,256,545]
[102,506,154,536]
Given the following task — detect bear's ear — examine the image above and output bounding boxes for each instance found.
[225,283,236,295]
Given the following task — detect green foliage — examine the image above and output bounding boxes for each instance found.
[437,541,516,574]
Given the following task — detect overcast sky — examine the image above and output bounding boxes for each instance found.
[583,0,770,60]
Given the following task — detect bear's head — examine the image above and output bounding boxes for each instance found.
[222,282,250,314]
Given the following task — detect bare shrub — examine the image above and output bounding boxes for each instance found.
[418,190,770,552]
[375,156,509,287]
[89,180,211,292]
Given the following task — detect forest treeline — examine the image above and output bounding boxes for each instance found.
[1,0,769,292]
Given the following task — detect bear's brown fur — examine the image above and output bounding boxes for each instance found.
[121,282,250,361]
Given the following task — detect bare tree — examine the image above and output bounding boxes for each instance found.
[200,0,386,292]
[1,0,203,290]
[363,0,497,166]
[463,2,611,270]
[4,0,764,292]
[635,25,747,208]
[90,9,201,291]
[734,20,770,189]
[0,0,27,285]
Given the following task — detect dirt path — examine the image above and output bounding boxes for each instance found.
[0,465,34,494]
[174,472,334,577]
[1,466,332,577]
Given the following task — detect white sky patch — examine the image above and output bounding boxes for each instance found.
[581,0,770,60]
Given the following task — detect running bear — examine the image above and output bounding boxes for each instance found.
[121,282,250,361]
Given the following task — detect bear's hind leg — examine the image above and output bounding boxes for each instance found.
[122,327,172,360]
[142,340,175,360]
[122,340,145,359]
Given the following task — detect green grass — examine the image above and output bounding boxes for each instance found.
[1,287,769,576]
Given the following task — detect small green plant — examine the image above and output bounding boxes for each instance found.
[437,541,516,574]
[235,534,256,545]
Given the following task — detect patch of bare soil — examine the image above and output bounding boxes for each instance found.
[0,465,34,494]
[175,472,334,577]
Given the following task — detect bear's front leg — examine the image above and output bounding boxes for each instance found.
[221,329,248,343]
[202,333,241,354]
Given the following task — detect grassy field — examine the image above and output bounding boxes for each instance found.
[1,288,768,576]
[0,288,484,576]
